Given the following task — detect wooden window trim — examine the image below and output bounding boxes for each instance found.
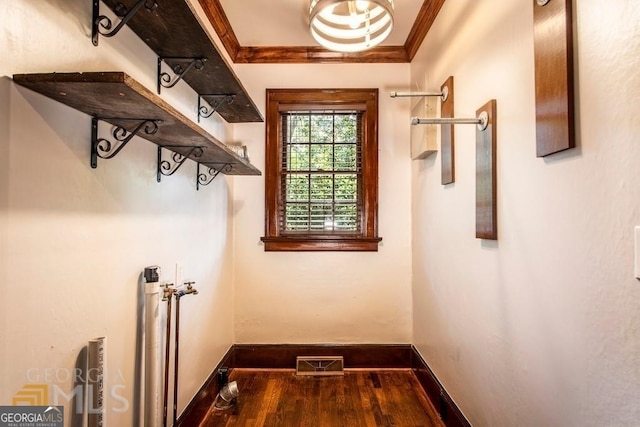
[261,88,381,252]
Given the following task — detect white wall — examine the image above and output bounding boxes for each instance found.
[411,1,640,426]
[232,63,414,343]
[1,1,237,424]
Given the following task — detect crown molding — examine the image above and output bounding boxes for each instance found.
[235,45,409,63]
[198,0,446,64]
[404,0,446,61]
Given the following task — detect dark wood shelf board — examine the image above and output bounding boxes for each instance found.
[13,72,260,175]
[101,0,263,123]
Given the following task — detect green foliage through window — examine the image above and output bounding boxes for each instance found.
[281,111,362,233]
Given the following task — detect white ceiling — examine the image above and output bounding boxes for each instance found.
[218,0,425,47]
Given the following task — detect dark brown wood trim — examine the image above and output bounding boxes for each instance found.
[197,0,241,61]
[262,88,381,252]
[405,0,448,61]
[411,346,472,427]
[176,346,234,427]
[231,344,413,369]
[261,236,382,252]
[235,45,409,64]
[179,344,470,426]
[201,0,447,64]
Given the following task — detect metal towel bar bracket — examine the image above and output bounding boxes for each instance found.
[390,86,449,102]
[411,111,489,131]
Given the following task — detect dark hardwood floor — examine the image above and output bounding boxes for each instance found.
[200,369,445,427]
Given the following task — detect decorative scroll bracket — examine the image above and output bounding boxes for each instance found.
[91,117,161,169]
[157,146,204,183]
[197,163,232,191]
[157,57,207,94]
[92,0,158,46]
[197,94,236,123]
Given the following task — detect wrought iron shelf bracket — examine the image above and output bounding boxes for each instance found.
[92,0,158,46]
[91,117,161,168]
[157,146,205,183]
[197,94,236,123]
[157,57,207,94]
[197,163,232,191]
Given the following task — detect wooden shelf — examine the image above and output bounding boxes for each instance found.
[99,0,263,123]
[13,72,261,175]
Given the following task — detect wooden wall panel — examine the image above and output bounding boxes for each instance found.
[476,100,497,240]
[533,0,575,156]
[440,76,455,185]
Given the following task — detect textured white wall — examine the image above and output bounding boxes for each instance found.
[231,63,414,344]
[411,1,640,426]
[1,1,237,424]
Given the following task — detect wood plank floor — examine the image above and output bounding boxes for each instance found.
[200,369,445,427]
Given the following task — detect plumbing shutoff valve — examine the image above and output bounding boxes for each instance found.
[162,283,174,301]
[176,281,198,297]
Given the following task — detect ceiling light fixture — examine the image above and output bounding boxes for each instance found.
[309,0,394,53]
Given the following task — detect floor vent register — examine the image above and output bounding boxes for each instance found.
[296,356,344,376]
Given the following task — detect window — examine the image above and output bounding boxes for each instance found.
[282,110,360,233]
[261,89,381,251]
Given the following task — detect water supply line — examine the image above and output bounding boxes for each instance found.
[144,268,199,427]
[173,293,180,427]
[172,282,198,426]
[161,283,174,427]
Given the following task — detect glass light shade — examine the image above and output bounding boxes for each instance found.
[309,0,394,53]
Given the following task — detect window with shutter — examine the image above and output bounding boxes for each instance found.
[261,89,381,251]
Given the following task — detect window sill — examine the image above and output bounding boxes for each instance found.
[260,236,382,252]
